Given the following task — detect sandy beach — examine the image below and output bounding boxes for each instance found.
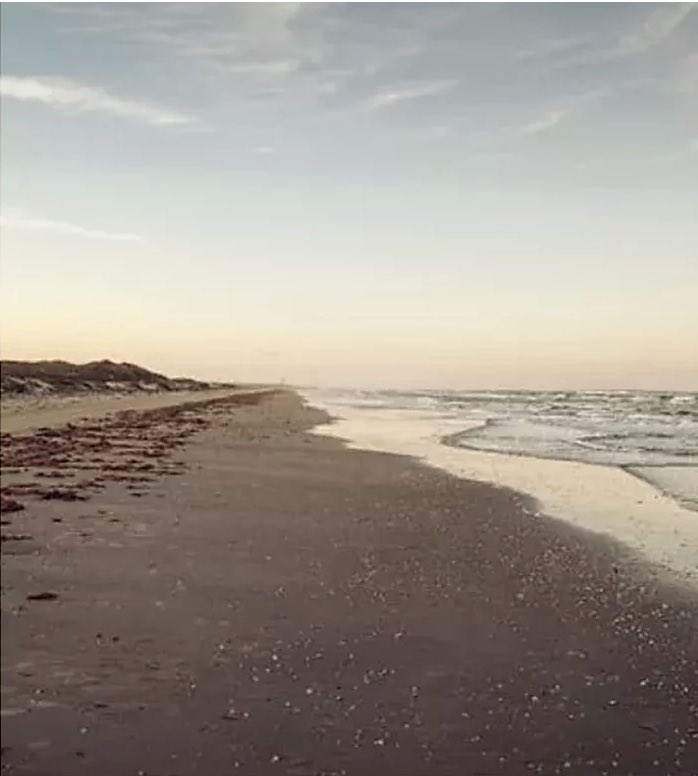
[0,387,263,435]
[2,389,697,775]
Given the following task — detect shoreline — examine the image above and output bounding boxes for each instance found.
[440,425,698,514]
[302,393,698,591]
[2,389,697,774]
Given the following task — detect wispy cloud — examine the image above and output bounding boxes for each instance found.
[514,34,598,63]
[516,4,695,74]
[0,76,194,127]
[362,80,458,111]
[0,212,144,243]
[520,88,607,135]
[49,3,433,111]
[54,4,313,84]
[10,4,693,159]
[220,59,299,78]
[614,3,694,57]
[521,107,574,135]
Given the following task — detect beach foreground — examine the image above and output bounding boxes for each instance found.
[1,390,697,775]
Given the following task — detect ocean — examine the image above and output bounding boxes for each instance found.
[307,388,698,511]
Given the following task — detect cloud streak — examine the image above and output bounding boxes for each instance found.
[614,3,694,57]
[1,212,144,243]
[50,3,440,110]
[519,87,612,136]
[362,80,458,111]
[516,4,695,74]
[0,75,194,126]
[521,107,573,135]
[220,59,299,78]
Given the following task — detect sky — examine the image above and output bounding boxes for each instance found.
[1,2,697,390]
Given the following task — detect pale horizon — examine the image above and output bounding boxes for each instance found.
[1,3,697,391]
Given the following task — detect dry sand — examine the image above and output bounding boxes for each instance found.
[0,387,266,435]
[1,390,697,775]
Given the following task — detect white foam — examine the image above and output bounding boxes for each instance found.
[630,466,698,512]
[303,390,698,589]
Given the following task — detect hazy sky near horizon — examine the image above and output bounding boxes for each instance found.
[1,2,697,390]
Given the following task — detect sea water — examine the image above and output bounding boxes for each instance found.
[309,388,698,509]
[302,387,698,586]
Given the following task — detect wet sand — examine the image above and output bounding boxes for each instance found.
[1,390,697,775]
